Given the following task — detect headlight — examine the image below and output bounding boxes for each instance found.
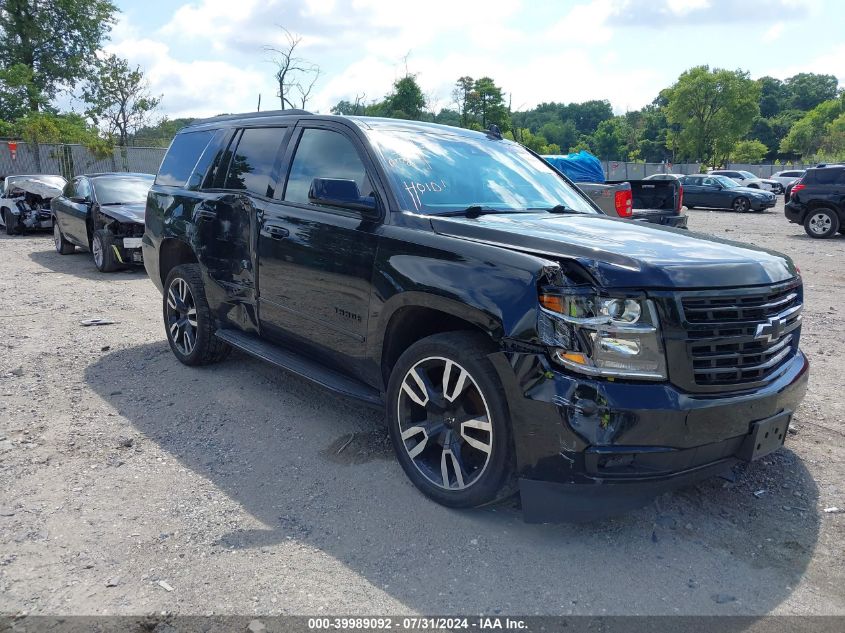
[537,290,667,380]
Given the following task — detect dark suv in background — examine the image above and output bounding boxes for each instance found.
[785,165,845,238]
[142,110,808,522]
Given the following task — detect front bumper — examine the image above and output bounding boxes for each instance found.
[490,349,809,522]
[750,198,777,211]
[112,236,145,266]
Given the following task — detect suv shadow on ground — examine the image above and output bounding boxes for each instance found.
[84,342,821,616]
[28,245,147,280]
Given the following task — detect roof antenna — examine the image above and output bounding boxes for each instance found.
[486,124,503,139]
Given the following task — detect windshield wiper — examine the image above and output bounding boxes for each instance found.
[440,206,519,218]
[529,204,583,214]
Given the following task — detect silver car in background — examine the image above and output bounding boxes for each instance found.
[709,169,783,194]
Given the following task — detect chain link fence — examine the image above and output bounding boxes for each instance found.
[604,161,816,180]
[0,142,166,179]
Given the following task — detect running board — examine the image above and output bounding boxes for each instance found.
[215,329,383,407]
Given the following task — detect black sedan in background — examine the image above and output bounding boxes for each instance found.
[51,173,154,272]
[681,174,777,213]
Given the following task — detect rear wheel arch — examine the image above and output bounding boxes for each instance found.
[378,299,502,389]
[159,238,199,288]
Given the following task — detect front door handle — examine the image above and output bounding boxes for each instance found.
[262,224,289,240]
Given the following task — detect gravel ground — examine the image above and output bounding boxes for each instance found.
[0,201,843,617]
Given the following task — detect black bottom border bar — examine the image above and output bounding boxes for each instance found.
[2,616,844,633]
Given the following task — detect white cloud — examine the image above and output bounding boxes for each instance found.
[103,0,840,121]
[105,36,273,118]
[766,43,845,86]
[763,22,785,42]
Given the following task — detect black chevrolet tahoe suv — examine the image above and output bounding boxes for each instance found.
[143,111,809,522]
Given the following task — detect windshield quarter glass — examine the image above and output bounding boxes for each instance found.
[366,129,597,215]
[92,177,154,204]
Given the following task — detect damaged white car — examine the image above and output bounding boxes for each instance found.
[0,174,68,235]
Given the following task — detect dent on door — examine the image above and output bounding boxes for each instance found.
[193,193,258,326]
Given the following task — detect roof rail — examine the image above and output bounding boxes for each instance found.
[188,109,313,126]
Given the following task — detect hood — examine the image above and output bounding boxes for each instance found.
[9,176,66,199]
[429,213,797,289]
[733,185,774,197]
[100,202,146,225]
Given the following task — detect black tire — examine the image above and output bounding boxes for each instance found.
[804,207,840,239]
[386,331,516,509]
[732,196,751,213]
[53,221,75,254]
[92,229,120,272]
[4,209,20,235]
[163,263,232,366]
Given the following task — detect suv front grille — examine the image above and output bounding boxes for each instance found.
[669,281,802,391]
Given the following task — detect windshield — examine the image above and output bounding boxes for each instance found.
[738,171,756,179]
[366,129,597,215]
[92,176,153,204]
[713,175,739,189]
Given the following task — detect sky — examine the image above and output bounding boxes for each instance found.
[102,0,845,120]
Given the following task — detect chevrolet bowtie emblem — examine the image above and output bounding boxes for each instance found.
[755,316,787,344]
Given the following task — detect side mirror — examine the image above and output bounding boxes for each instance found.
[308,178,379,218]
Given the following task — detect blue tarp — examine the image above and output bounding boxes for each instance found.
[542,151,605,184]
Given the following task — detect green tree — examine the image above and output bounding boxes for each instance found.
[756,76,789,118]
[385,75,426,120]
[510,128,558,154]
[664,65,760,166]
[539,120,577,152]
[820,113,845,161]
[0,62,49,120]
[590,117,635,160]
[780,95,845,158]
[785,73,839,111]
[731,139,768,163]
[563,100,614,136]
[131,117,197,147]
[471,77,509,130]
[82,54,161,146]
[452,76,477,128]
[0,0,118,112]
[434,108,461,127]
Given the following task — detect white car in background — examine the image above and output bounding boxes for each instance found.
[0,174,68,235]
[770,169,806,187]
[709,169,783,194]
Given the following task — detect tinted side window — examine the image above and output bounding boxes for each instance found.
[810,169,843,185]
[156,131,215,187]
[685,177,702,185]
[187,129,228,190]
[222,127,287,197]
[284,128,371,205]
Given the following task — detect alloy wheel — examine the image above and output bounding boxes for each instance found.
[808,212,832,236]
[92,234,104,268]
[733,198,749,213]
[396,356,493,491]
[166,277,199,355]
